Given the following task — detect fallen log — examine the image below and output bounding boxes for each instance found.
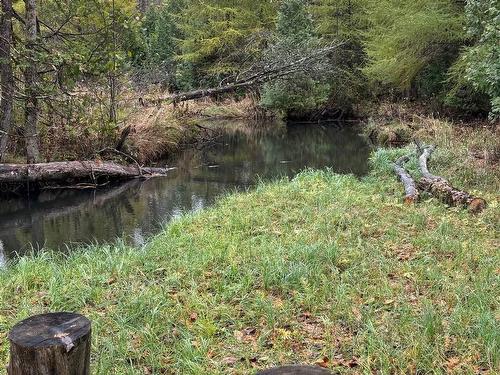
[0,160,168,193]
[416,144,486,213]
[394,155,419,204]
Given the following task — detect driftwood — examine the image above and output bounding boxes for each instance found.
[394,155,419,204]
[394,143,486,213]
[416,144,486,213]
[0,160,168,192]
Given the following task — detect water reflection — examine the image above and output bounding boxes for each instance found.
[0,122,370,259]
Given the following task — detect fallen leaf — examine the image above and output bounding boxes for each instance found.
[244,327,257,335]
[316,356,329,368]
[189,312,198,322]
[446,357,461,370]
[222,356,238,366]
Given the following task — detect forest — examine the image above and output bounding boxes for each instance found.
[0,1,499,374]
[0,0,498,165]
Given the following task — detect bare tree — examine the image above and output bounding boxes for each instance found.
[0,0,14,161]
[24,0,40,163]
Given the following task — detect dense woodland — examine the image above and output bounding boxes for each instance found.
[0,0,498,163]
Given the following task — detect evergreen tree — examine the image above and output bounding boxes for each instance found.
[464,0,500,119]
[175,0,277,86]
[260,0,330,117]
[362,0,467,96]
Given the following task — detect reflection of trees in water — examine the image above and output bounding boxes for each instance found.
[0,122,371,260]
[179,122,370,182]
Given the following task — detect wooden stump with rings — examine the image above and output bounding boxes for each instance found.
[7,312,91,375]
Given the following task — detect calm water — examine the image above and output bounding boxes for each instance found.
[0,121,370,263]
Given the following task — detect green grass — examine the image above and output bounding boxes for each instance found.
[1,130,499,374]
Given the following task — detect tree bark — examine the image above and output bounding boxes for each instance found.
[0,161,168,191]
[416,144,486,213]
[24,0,41,164]
[0,0,14,161]
[394,155,419,204]
[8,312,91,375]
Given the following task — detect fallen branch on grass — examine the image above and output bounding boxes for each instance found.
[394,143,487,213]
[416,143,487,213]
[393,155,419,204]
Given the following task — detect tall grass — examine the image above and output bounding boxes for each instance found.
[0,121,498,374]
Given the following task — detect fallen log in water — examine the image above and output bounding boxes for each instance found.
[394,155,419,204]
[416,145,487,213]
[0,160,168,193]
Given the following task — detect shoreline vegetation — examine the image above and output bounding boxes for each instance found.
[0,0,498,372]
[1,116,498,374]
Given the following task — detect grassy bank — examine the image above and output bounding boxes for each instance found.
[0,121,499,374]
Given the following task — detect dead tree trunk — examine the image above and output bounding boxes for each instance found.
[417,144,486,213]
[0,0,14,161]
[0,161,168,192]
[24,0,41,164]
[394,155,419,204]
[8,312,91,375]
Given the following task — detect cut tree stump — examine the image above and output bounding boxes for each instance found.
[8,312,91,375]
[257,365,332,375]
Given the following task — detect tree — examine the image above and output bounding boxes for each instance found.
[176,0,277,87]
[362,0,467,96]
[464,0,500,119]
[311,0,369,111]
[24,0,41,163]
[260,0,330,116]
[0,0,14,160]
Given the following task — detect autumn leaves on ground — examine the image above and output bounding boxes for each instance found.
[0,120,498,374]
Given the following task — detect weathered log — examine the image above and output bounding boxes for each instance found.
[257,365,332,375]
[0,160,168,192]
[394,155,419,204]
[8,312,91,375]
[416,144,486,213]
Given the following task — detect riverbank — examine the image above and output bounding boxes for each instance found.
[0,118,498,373]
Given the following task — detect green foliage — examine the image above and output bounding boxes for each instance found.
[260,77,330,114]
[260,0,330,116]
[133,3,178,87]
[362,0,467,92]
[140,6,176,66]
[276,0,314,44]
[175,0,277,85]
[463,0,500,120]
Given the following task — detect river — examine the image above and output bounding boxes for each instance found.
[0,121,371,263]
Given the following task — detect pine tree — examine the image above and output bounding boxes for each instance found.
[260,0,330,116]
[464,0,500,119]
